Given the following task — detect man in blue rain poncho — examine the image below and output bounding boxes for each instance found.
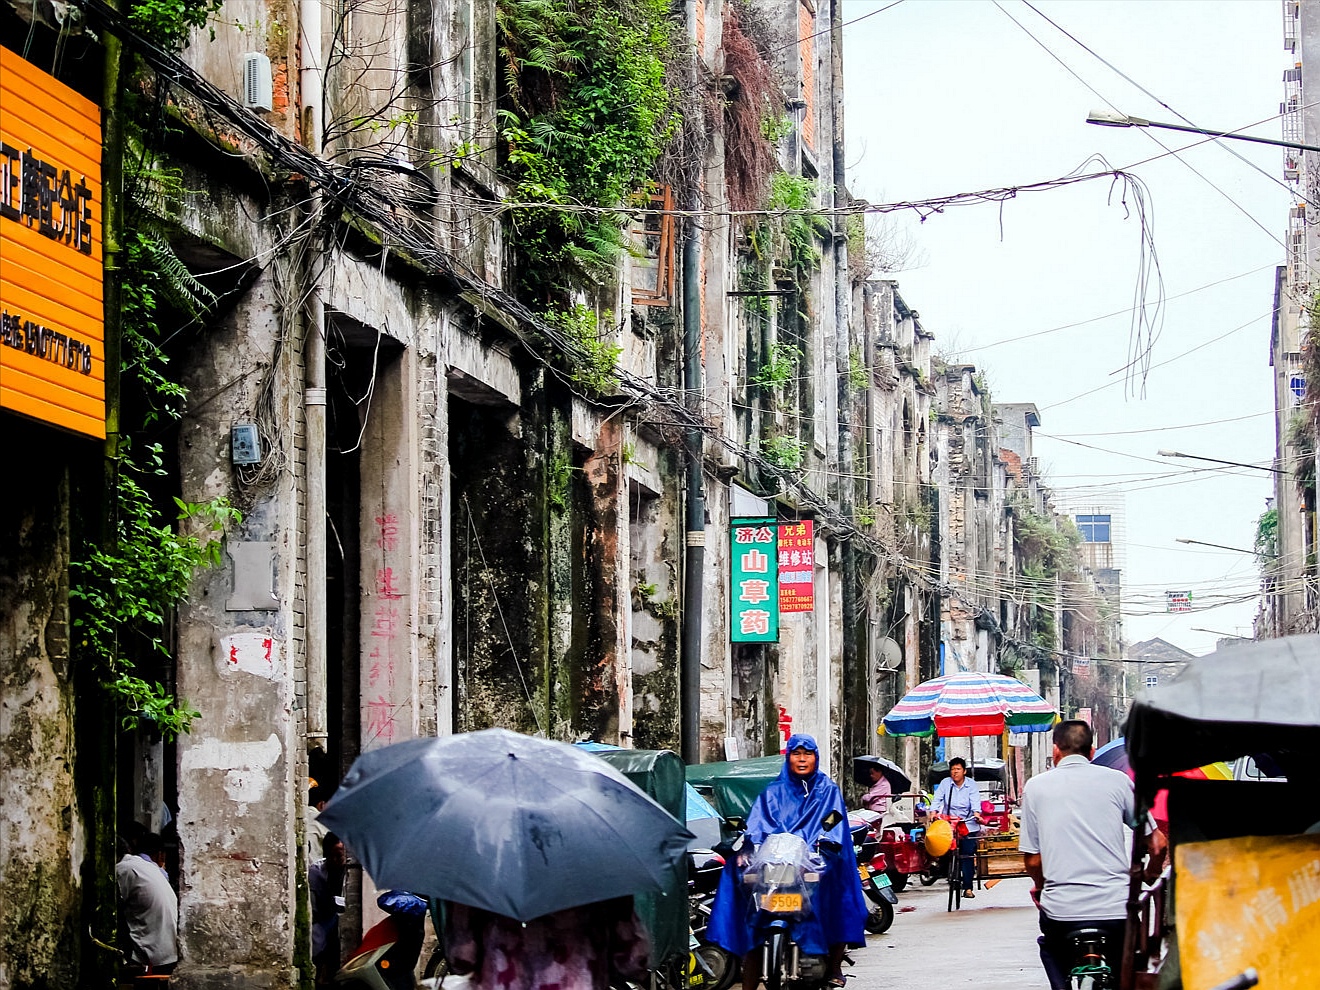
[707,735,867,990]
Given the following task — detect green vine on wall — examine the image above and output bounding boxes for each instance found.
[70,127,238,740]
[496,0,678,300]
[751,342,801,393]
[748,172,831,275]
[760,433,805,470]
[1010,497,1082,653]
[544,303,622,396]
[1255,507,1279,570]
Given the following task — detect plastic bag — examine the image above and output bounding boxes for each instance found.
[742,833,822,919]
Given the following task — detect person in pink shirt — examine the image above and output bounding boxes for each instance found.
[860,766,892,814]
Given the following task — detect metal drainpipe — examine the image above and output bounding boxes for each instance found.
[302,0,328,748]
[680,218,705,765]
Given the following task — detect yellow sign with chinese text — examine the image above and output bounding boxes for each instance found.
[1176,832,1320,990]
[0,47,104,438]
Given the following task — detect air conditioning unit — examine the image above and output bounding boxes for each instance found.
[243,52,273,112]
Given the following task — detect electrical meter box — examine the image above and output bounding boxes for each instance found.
[231,423,261,465]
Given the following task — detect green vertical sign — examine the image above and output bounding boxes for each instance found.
[730,517,780,643]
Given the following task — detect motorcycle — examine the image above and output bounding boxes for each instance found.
[848,815,896,935]
[335,890,429,990]
[741,832,833,990]
[689,849,738,990]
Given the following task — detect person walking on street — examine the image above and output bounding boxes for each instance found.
[310,831,349,985]
[443,896,649,990]
[930,757,982,897]
[1019,720,1166,990]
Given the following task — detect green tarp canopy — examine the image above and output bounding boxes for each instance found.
[585,746,688,967]
[685,755,783,821]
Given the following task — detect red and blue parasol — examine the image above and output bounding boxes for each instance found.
[881,670,1056,738]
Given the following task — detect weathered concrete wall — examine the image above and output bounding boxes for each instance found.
[173,248,302,988]
[448,375,546,735]
[627,434,681,751]
[0,427,80,989]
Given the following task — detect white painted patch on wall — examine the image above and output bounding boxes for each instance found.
[218,632,284,680]
[181,734,283,806]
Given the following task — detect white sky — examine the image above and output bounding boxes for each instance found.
[843,0,1289,656]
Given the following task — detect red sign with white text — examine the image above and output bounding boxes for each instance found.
[777,521,814,614]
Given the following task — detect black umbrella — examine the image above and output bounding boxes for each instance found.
[318,728,694,922]
[851,754,912,792]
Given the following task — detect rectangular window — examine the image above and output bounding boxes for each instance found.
[1144,674,1158,689]
[630,186,674,306]
[1076,514,1112,543]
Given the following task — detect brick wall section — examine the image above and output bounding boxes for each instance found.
[799,1,815,152]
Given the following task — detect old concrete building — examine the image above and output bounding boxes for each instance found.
[0,0,1125,986]
[1263,0,1319,636]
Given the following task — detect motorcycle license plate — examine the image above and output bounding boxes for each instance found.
[761,892,802,912]
[875,872,892,889]
[857,865,870,880]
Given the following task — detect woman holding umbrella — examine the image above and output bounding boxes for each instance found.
[707,735,867,990]
[317,729,694,990]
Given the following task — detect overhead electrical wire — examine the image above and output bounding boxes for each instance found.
[1010,0,1320,300]
[69,0,1266,663]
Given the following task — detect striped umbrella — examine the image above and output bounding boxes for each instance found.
[881,671,1056,738]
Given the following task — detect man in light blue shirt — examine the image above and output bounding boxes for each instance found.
[929,757,983,896]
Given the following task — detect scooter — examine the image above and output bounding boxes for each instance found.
[848,815,896,935]
[689,849,738,990]
[335,891,429,990]
[742,832,832,990]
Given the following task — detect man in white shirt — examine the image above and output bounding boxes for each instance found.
[1019,720,1165,989]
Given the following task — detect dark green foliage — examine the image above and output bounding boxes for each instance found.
[128,0,223,49]
[1255,507,1279,568]
[70,133,235,739]
[71,449,238,740]
[496,0,678,299]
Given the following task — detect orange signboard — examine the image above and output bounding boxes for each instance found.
[0,47,105,438]
[1176,832,1320,990]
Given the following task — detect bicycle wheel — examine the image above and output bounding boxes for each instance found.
[947,847,961,911]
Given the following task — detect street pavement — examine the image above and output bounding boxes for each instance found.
[844,875,1052,988]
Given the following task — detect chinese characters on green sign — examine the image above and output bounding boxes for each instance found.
[731,518,779,642]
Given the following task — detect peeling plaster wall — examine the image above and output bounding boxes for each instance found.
[0,434,80,988]
[173,249,302,987]
[627,436,682,751]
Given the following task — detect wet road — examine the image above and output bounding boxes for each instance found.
[845,875,1051,988]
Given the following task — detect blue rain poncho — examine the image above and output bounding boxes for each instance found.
[706,735,868,956]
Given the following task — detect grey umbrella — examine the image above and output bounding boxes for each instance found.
[317,728,694,922]
[1126,633,1320,783]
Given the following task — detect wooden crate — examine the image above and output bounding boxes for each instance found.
[977,834,1028,879]
[978,833,1020,855]
[980,851,1029,877]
